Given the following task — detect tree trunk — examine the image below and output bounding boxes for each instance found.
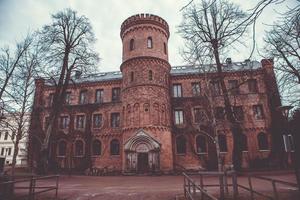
[11,134,20,179]
[212,39,243,171]
[39,59,72,174]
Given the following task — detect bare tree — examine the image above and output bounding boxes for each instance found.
[264,4,300,106]
[178,0,277,170]
[1,35,39,178]
[36,8,99,173]
[0,36,33,120]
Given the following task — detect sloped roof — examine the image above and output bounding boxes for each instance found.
[45,61,262,85]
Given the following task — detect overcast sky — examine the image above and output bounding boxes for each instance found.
[0,0,298,73]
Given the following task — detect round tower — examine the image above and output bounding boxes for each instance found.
[120,14,173,173]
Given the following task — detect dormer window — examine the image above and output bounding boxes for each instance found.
[130,39,134,51]
[147,37,153,48]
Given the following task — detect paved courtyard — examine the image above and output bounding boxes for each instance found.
[14,172,298,200]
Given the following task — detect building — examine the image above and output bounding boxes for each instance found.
[0,113,30,167]
[29,14,281,174]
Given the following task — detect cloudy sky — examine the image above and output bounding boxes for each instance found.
[0,0,298,72]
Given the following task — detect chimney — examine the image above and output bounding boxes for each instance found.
[226,58,232,65]
[244,59,251,67]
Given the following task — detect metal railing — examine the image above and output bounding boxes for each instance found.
[183,172,218,200]
[237,175,299,200]
[0,175,59,200]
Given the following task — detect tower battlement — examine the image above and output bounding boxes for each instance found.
[120,13,169,39]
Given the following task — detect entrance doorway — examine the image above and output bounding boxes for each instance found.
[137,153,149,173]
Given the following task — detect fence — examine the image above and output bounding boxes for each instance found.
[183,171,298,200]
[183,172,218,200]
[0,175,59,200]
[237,175,299,200]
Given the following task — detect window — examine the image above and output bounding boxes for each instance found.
[93,114,102,128]
[92,140,102,156]
[174,110,184,125]
[95,89,104,103]
[130,72,134,82]
[192,82,201,96]
[176,135,186,154]
[75,140,84,156]
[218,134,228,152]
[58,140,66,156]
[228,80,239,95]
[1,148,4,156]
[44,117,50,129]
[79,90,87,104]
[110,139,120,155]
[253,105,264,119]
[241,134,248,151]
[164,42,167,54]
[64,92,71,104]
[4,132,8,140]
[112,87,121,102]
[147,37,153,48]
[215,107,225,120]
[130,39,134,51]
[48,93,54,106]
[211,81,221,95]
[149,70,153,81]
[76,115,85,129]
[60,116,69,129]
[257,132,269,150]
[283,134,295,152]
[248,79,258,93]
[194,108,207,123]
[233,106,244,121]
[111,113,120,128]
[196,135,207,153]
[7,148,11,156]
[173,84,182,97]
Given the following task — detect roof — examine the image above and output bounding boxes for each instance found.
[45,61,262,85]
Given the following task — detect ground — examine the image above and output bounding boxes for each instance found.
[12,171,299,200]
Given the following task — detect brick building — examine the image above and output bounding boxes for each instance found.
[29,14,281,174]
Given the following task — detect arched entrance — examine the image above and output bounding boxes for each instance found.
[124,130,160,173]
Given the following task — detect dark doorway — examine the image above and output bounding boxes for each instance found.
[137,153,149,173]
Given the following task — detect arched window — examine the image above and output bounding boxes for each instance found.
[130,71,134,82]
[196,135,207,153]
[164,42,167,54]
[92,140,102,156]
[147,37,153,48]
[75,140,84,156]
[176,135,186,154]
[257,132,269,150]
[130,39,134,51]
[218,134,228,152]
[241,134,248,151]
[149,70,153,81]
[110,139,120,155]
[58,140,66,156]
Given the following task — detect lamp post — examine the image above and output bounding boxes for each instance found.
[277,105,300,189]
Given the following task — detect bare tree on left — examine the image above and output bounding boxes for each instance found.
[0,36,33,121]
[36,8,99,173]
